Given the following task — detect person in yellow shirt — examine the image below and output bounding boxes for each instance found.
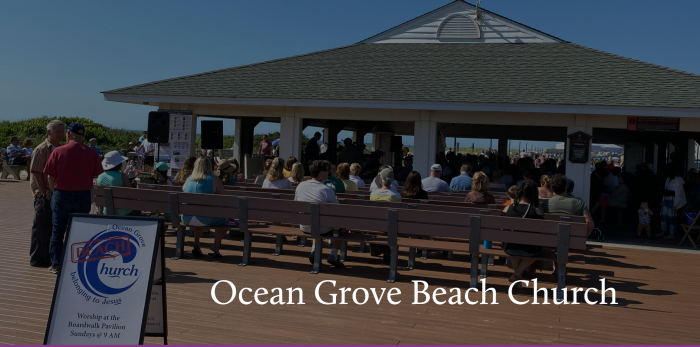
[336,162,358,191]
[369,168,401,202]
[282,156,297,178]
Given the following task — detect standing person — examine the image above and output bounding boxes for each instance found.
[370,168,401,202]
[28,120,64,268]
[421,164,451,193]
[259,134,272,157]
[96,151,138,215]
[139,131,148,143]
[656,164,686,239]
[43,123,104,274]
[22,138,34,181]
[449,165,473,191]
[638,201,653,239]
[262,157,293,189]
[294,160,344,268]
[304,132,322,168]
[348,163,365,188]
[88,138,101,157]
[137,138,156,167]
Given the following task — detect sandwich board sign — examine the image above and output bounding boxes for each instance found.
[44,214,165,345]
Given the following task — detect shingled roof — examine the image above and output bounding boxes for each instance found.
[103,43,700,109]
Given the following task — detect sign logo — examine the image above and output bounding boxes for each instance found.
[74,229,142,299]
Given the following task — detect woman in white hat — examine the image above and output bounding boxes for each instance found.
[96,151,138,216]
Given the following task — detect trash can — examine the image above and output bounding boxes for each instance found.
[686,212,698,226]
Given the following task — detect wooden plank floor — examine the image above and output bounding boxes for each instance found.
[1,179,699,345]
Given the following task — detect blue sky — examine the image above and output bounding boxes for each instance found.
[1,0,698,148]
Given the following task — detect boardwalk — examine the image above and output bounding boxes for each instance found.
[1,179,698,344]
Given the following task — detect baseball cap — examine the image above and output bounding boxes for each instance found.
[431,164,442,171]
[155,161,169,172]
[67,123,85,136]
[379,168,394,185]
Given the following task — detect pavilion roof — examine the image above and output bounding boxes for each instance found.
[103,43,700,109]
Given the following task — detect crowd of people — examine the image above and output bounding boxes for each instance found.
[19,118,696,277]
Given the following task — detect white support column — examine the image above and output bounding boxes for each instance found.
[688,139,697,171]
[234,119,242,163]
[190,113,198,156]
[566,115,592,206]
[322,128,330,147]
[351,131,358,144]
[280,108,303,161]
[371,133,380,151]
[413,111,437,179]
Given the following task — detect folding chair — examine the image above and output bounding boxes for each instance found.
[680,210,700,249]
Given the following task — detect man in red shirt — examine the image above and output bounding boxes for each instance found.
[44,123,104,274]
[259,134,272,157]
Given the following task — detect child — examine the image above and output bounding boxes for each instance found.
[638,201,653,239]
[501,185,518,206]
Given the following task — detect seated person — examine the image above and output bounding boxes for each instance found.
[489,169,507,190]
[96,151,138,216]
[348,163,365,188]
[288,162,304,185]
[449,165,473,191]
[591,174,629,223]
[370,164,398,192]
[283,156,297,178]
[501,185,518,206]
[421,164,451,193]
[370,168,401,202]
[254,159,273,185]
[502,179,544,288]
[336,162,358,191]
[6,137,27,166]
[174,156,197,186]
[538,175,554,199]
[154,162,175,186]
[543,174,595,236]
[217,159,237,186]
[464,172,496,204]
[401,171,429,200]
[322,161,346,193]
[294,160,344,268]
[262,157,293,189]
[181,158,229,258]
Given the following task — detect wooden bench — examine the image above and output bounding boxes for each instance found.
[0,149,23,180]
[96,186,587,296]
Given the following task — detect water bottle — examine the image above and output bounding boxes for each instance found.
[483,240,492,249]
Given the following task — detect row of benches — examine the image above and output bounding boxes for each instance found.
[93,185,587,299]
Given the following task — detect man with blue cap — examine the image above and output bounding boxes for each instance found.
[43,122,104,274]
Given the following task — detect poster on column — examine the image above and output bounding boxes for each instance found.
[159,110,193,176]
[44,214,163,345]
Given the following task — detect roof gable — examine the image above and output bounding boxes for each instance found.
[361,1,563,44]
